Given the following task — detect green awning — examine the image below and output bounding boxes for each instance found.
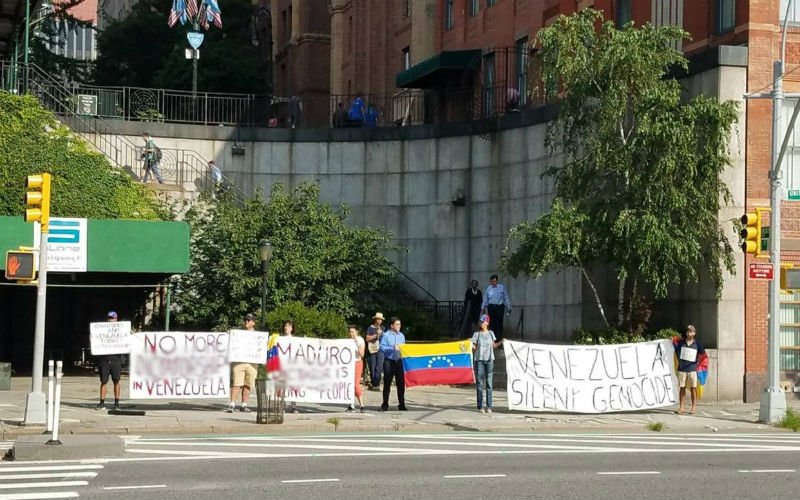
[396,50,482,89]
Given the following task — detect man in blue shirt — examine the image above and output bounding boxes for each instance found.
[379,316,407,411]
[481,274,512,340]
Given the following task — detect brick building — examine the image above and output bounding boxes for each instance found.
[324,0,800,402]
[272,0,331,126]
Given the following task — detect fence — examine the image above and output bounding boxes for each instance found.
[0,60,244,198]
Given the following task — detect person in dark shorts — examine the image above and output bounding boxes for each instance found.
[97,311,123,410]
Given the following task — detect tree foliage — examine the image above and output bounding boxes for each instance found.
[502,9,740,330]
[173,184,402,331]
[265,301,348,339]
[0,92,167,220]
[94,0,269,93]
[29,0,95,84]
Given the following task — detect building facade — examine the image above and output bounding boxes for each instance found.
[271,0,331,126]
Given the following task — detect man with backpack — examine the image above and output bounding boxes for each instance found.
[141,132,164,184]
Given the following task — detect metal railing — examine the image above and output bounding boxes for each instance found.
[414,300,466,338]
[1,60,244,199]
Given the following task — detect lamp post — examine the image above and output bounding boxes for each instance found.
[258,239,273,329]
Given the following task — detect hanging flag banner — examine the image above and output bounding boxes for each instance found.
[272,336,356,404]
[503,339,678,413]
[227,329,269,364]
[89,321,132,355]
[130,332,230,399]
[399,340,475,388]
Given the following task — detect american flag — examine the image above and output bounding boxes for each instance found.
[203,0,223,28]
[186,0,198,21]
[167,0,184,27]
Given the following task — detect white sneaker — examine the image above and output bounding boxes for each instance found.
[482,407,487,414]
[486,408,492,415]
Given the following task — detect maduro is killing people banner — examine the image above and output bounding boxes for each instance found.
[503,339,678,413]
[269,336,356,404]
[129,332,230,399]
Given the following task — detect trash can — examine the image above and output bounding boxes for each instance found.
[0,363,11,390]
[255,378,285,424]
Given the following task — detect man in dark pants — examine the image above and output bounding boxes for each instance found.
[96,311,123,410]
[379,317,407,411]
[481,274,512,340]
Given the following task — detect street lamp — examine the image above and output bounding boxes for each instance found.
[258,239,273,329]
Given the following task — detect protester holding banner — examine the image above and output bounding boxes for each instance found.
[380,317,407,411]
[365,312,385,390]
[226,314,258,413]
[95,311,124,410]
[347,325,366,413]
[472,314,502,414]
[282,320,298,413]
[674,325,706,415]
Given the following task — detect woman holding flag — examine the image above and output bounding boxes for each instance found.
[471,314,503,414]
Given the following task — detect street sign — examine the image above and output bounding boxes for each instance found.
[187,31,205,50]
[5,250,36,280]
[789,190,800,200]
[749,262,774,281]
[76,95,97,116]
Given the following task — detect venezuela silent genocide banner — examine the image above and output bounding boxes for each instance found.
[503,339,678,413]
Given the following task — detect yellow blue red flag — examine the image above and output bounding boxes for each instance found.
[399,340,474,388]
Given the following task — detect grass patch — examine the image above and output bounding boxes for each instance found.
[326,417,341,431]
[647,422,665,432]
[776,408,800,432]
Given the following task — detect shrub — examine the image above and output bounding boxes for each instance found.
[264,301,347,339]
[777,408,800,432]
[651,328,681,341]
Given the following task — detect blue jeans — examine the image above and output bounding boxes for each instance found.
[369,351,384,387]
[476,360,493,409]
[144,160,164,183]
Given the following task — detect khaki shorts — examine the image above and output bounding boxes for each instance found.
[231,363,257,388]
[678,371,698,388]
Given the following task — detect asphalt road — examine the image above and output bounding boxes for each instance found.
[3,433,800,500]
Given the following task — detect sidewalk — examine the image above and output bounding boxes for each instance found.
[1,375,798,440]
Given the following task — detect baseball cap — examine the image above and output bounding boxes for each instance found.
[479,314,490,324]
[244,313,255,322]
[107,311,118,319]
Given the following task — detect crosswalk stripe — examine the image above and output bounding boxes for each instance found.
[0,465,103,473]
[0,493,79,500]
[0,481,88,490]
[0,472,98,480]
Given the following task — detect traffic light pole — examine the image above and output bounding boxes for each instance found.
[23,235,49,425]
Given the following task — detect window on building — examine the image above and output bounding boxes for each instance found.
[780,290,800,371]
[781,0,800,24]
[445,0,454,30]
[616,0,632,27]
[487,0,497,6]
[287,6,293,41]
[715,0,735,33]
[281,10,287,43]
[348,16,353,51]
[516,37,528,107]
[402,47,411,70]
[782,100,800,194]
[483,52,495,117]
[470,0,479,17]
[403,0,411,17]
[652,0,684,51]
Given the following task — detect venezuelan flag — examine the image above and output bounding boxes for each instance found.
[265,333,281,377]
[399,340,475,388]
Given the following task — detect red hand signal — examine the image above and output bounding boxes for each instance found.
[8,256,21,276]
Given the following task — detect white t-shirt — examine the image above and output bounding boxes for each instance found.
[354,336,365,360]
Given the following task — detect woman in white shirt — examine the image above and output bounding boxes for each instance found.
[347,325,366,413]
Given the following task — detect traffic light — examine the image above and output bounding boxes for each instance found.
[5,250,36,281]
[782,265,800,292]
[24,173,52,231]
[741,211,762,256]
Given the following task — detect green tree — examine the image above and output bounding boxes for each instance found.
[173,184,402,331]
[29,0,95,84]
[502,9,739,331]
[0,92,167,220]
[94,0,269,93]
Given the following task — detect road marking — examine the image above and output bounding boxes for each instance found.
[281,478,341,484]
[739,469,796,473]
[597,471,661,475]
[0,465,103,473]
[103,485,167,490]
[0,472,98,480]
[0,493,79,500]
[0,481,88,489]
[443,474,507,479]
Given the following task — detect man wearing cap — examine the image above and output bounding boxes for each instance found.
[365,312,385,390]
[96,311,123,410]
[227,313,259,413]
